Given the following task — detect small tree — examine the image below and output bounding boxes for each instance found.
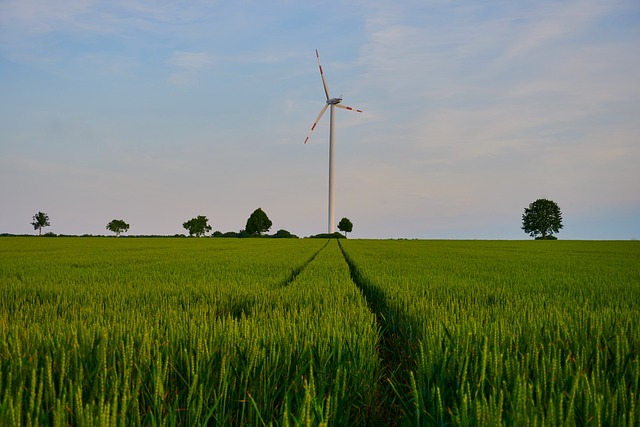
[183,215,212,237]
[522,198,563,240]
[106,219,130,237]
[338,217,353,237]
[245,208,272,236]
[31,211,50,236]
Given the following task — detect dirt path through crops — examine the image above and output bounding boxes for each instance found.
[337,240,412,425]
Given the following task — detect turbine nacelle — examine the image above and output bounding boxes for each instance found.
[304,50,362,145]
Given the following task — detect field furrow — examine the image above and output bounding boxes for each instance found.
[1,237,638,425]
[339,239,640,425]
[338,239,418,424]
[0,237,385,426]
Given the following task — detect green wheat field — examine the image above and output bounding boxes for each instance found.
[1,237,639,426]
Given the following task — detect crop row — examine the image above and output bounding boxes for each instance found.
[1,238,638,425]
[340,240,640,425]
[1,238,382,425]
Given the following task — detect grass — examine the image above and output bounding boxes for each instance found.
[1,237,638,425]
[340,240,640,425]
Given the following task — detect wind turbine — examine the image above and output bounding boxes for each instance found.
[304,49,362,234]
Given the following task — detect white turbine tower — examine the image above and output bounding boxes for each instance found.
[304,49,362,234]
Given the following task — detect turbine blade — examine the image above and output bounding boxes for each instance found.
[304,103,329,144]
[316,49,330,101]
[335,103,363,113]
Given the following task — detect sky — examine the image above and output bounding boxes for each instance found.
[1,0,639,239]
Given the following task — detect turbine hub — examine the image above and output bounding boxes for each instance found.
[327,97,342,105]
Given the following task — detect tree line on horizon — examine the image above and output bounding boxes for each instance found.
[20,198,563,239]
[22,208,356,239]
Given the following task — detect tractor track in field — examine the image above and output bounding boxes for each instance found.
[280,239,330,288]
[277,238,414,424]
[338,240,418,426]
[230,240,331,319]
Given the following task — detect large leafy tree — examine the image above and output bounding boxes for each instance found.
[106,219,130,237]
[338,217,353,237]
[31,211,50,236]
[183,215,212,237]
[522,199,563,239]
[245,208,272,236]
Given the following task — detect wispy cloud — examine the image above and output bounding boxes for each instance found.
[1,0,638,237]
[348,0,640,234]
[167,51,215,85]
[0,0,212,35]
[0,0,93,34]
[170,51,215,71]
[502,0,612,59]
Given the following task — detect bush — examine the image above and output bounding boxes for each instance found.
[309,232,345,239]
[212,231,251,238]
[271,229,298,239]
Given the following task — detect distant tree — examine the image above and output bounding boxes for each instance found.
[106,219,130,237]
[182,215,212,237]
[522,199,563,240]
[245,208,272,236]
[338,217,353,237]
[31,211,50,236]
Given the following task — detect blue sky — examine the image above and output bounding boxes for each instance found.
[1,0,639,239]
